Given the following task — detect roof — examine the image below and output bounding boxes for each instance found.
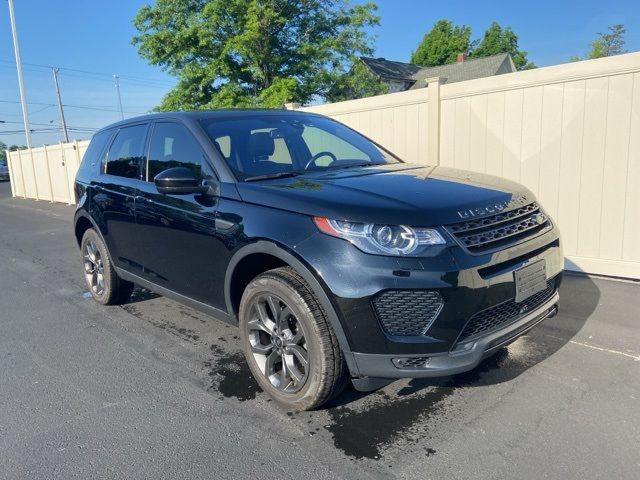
[359,57,422,81]
[410,53,516,88]
[360,53,516,88]
[97,108,324,133]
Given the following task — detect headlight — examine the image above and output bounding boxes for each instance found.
[313,217,445,256]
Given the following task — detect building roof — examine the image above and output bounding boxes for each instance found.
[410,53,516,88]
[360,53,517,88]
[359,57,422,81]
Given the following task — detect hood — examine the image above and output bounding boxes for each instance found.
[236,164,534,226]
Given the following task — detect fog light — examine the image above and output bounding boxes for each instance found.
[392,357,431,369]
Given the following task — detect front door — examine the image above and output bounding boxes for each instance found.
[135,121,226,308]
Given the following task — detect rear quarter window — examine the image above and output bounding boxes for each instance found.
[76,129,113,179]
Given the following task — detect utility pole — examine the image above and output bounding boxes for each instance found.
[113,75,124,120]
[7,0,31,147]
[51,68,69,143]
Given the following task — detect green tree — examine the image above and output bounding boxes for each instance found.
[470,21,535,70]
[0,142,7,163]
[571,24,626,61]
[326,59,387,101]
[410,19,471,66]
[132,0,380,110]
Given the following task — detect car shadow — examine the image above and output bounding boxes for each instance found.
[124,287,162,304]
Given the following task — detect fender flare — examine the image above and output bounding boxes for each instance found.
[73,210,116,264]
[224,240,359,376]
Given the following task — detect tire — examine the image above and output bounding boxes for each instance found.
[80,228,134,305]
[239,266,347,411]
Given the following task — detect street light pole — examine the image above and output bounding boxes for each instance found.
[113,75,124,120]
[51,68,69,142]
[7,0,31,148]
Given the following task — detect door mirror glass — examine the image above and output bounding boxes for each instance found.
[154,167,207,195]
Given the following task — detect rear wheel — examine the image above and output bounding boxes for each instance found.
[239,267,347,410]
[81,228,134,305]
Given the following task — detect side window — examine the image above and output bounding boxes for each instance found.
[105,124,147,179]
[81,130,112,168]
[147,122,207,181]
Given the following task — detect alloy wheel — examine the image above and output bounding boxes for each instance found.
[246,294,309,393]
[83,240,105,295]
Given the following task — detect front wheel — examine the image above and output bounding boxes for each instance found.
[239,267,347,410]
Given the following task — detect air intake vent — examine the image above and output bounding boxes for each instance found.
[373,290,443,336]
[457,280,556,343]
[445,202,551,254]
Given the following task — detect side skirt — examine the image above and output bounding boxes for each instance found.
[115,267,235,325]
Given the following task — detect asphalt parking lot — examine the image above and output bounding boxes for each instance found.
[0,180,638,480]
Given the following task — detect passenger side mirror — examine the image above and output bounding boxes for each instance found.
[154,167,209,195]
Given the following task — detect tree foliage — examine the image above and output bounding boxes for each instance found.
[410,19,471,66]
[326,59,387,102]
[132,0,380,110]
[0,142,6,162]
[470,21,535,70]
[571,24,627,61]
[411,20,534,70]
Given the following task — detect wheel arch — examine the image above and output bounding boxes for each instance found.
[73,212,115,265]
[224,241,358,376]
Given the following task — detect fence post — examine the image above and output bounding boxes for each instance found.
[60,141,73,205]
[6,149,16,197]
[426,76,441,165]
[44,145,55,202]
[17,148,26,198]
[28,148,40,200]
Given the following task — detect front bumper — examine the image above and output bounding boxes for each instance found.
[294,220,563,379]
[351,291,559,379]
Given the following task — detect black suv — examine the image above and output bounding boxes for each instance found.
[74,110,562,410]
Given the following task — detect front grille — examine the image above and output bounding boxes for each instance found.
[372,290,443,336]
[446,202,551,254]
[457,280,555,343]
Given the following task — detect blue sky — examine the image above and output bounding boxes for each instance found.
[1,0,638,147]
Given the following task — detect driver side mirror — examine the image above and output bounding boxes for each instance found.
[154,167,209,195]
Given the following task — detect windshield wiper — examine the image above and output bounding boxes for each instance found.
[322,161,378,171]
[244,171,303,182]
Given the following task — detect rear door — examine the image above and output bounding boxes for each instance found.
[95,123,149,273]
[135,121,226,307]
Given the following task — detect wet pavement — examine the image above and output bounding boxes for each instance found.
[1,181,639,479]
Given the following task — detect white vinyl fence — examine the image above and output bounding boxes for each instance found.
[6,52,640,278]
[304,53,640,279]
[6,140,89,204]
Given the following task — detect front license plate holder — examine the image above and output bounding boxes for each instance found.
[514,260,547,303]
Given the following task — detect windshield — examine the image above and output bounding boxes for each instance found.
[201,113,401,181]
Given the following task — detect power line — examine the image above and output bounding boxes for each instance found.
[0,98,147,115]
[0,59,175,88]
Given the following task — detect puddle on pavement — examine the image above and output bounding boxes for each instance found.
[321,349,515,460]
[203,343,524,461]
[325,387,451,459]
[205,347,262,401]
